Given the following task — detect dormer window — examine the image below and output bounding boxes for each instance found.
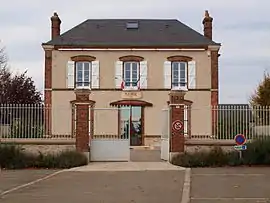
[126,22,139,29]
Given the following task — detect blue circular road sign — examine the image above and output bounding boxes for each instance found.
[234,134,246,145]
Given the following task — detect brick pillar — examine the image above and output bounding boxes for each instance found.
[74,89,91,154]
[169,91,186,153]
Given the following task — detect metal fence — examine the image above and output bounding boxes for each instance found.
[190,105,270,140]
[0,104,73,139]
[2,104,270,141]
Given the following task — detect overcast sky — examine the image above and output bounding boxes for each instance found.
[0,0,269,104]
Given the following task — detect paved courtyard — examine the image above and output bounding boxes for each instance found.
[0,162,185,203]
[190,168,270,203]
[0,169,59,195]
[1,157,270,203]
[130,148,162,162]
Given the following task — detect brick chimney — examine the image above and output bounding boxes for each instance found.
[51,12,61,40]
[202,10,213,40]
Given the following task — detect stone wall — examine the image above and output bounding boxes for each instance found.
[21,144,75,155]
[144,136,161,147]
[185,145,234,153]
[0,139,76,155]
[185,139,235,153]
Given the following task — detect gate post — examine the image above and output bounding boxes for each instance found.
[74,89,92,161]
[168,91,187,156]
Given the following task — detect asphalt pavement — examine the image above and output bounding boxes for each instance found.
[0,166,185,203]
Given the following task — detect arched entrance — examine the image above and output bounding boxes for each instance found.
[110,99,153,146]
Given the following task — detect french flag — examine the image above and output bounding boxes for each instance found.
[121,81,124,89]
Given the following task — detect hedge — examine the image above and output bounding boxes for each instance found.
[0,144,88,169]
[171,137,270,167]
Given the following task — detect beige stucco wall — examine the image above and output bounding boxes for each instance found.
[50,49,212,137]
[51,91,74,136]
[51,50,211,89]
[51,90,212,137]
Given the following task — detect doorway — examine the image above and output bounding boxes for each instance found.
[120,106,143,146]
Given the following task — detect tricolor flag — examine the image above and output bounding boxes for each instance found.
[121,81,124,89]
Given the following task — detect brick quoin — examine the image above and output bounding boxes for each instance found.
[211,50,219,136]
[211,50,219,93]
[44,49,52,136]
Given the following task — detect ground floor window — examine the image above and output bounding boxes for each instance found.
[119,106,143,146]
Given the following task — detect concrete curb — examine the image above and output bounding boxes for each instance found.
[181,168,191,203]
[66,162,186,172]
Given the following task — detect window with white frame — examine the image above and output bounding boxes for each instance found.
[76,61,91,88]
[123,62,139,88]
[171,62,187,89]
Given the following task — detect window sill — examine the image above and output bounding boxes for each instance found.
[75,86,91,90]
[123,87,139,91]
[171,87,188,91]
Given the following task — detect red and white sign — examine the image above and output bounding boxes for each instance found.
[172,120,183,131]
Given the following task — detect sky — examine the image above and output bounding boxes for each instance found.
[0,0,269,104]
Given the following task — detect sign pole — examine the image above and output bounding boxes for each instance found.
[239,150,242,160]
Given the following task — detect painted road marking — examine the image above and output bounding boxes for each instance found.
[0,170,67,197]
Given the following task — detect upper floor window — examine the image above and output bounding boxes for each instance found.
[66,57,99,89]
[123,62,139,89]
[171,62,187,90]
[164,58,196,90]
[76,61,91,88]
[115,56,147,90]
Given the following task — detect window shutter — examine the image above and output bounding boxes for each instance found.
[115,61,123,88]
[91,60,100,89]
[66,61,75,88]
[139,61,148,89]
[188,60,196,89]
[164,61,171,89]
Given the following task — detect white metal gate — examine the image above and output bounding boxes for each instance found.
[161,108,170,161]
[90,107,131,161]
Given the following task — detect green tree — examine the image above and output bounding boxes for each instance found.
[250,72,270,106]
[250,72,270,125]
[0,43,43,138]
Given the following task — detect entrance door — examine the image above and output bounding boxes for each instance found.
[120,106,143,146]
[130,106,142,146]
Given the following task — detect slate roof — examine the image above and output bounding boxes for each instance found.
[43,19,220,47]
